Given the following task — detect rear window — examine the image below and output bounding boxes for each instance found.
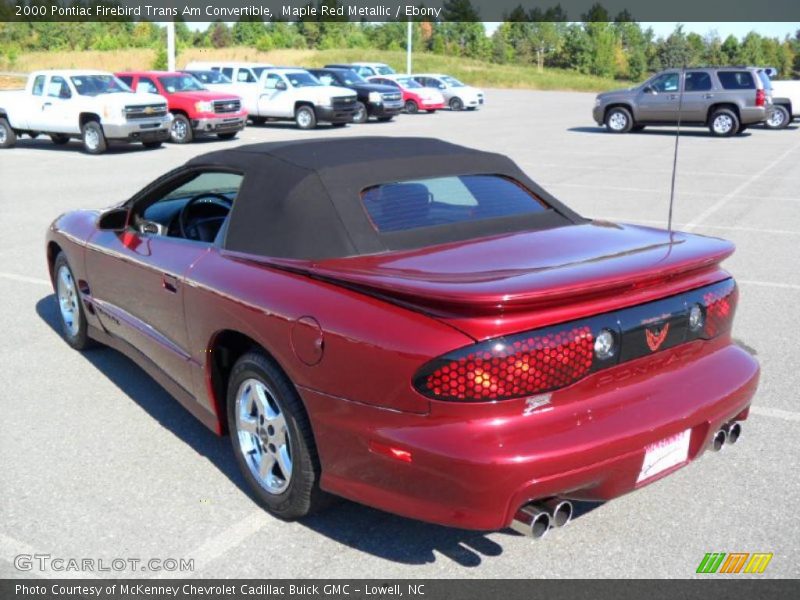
[361,175,547,233]
[718,71,755,90]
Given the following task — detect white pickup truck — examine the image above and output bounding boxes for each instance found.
[0,70,172,154]
[766,80,800,129]
[185,63,357,129]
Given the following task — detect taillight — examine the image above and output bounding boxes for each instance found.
[414,279,738,403]
[756,89,766,107]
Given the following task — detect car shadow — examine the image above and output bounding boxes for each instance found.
[10,138,167,154]
[35,292,603,567]
[568,126,752,138]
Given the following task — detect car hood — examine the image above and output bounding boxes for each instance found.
[348,82,401,95]
[453,86,483,96]
[596,86,639,101]
[288,222,734,319]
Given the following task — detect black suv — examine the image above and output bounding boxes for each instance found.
[307,68,403,123]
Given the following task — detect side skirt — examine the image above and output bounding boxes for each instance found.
[88,325,222,435]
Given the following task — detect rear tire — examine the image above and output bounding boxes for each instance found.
[331,122,347,128]
[227,351,332,520]
[708,108,739,137]
[405,100,419,114]
[81,120,107,154]
[377,116,394,122]
[765,105,790,130]
[53,252,94,351]
[50,134,70,145]
[631,125,646,132]
[295,105,317,130]
[426,109,437,113]
[604,106,633,133]
[0,118,17,148]
[218,132,238,140]
[169,114,193,144]
[250,117,267,126]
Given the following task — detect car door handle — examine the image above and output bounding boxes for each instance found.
[703,94,715,99]
[669,94,678,100]
[162,274,179,293]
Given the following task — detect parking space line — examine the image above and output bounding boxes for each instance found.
[751,406,800,422]
[684,139,800,231]
[0,532,99,579]
[738,280,800,291]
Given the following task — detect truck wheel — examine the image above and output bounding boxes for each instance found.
[170,114,193,144]
[449,97,464,111]
[405,100,419,114]
[50,134,70,145]
[765,105,790,130]
[81,121,107,154]
[0,118,17,148]
[295,105,316,130]
[708,108,739,137]
[143,141,163,149]
[352,102,368,124]
[605,107,633,133]
[227,351,333,519]
[377,116,394,123]
[250,117,267,126]
[218,132,238,140]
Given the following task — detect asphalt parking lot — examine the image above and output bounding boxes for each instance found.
[1,89,799,579]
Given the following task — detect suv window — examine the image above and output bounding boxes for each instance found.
[32,75,46,96]
[361,175,547,233]
[684,72,712,92]
[718,71,755,90]
[651,73,680,93]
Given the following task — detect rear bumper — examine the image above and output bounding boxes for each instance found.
[304,339,759,531]
[315,105,356,123]
[740,106,769,125]
[191,114,247,134]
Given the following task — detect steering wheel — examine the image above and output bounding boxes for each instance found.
[178,193,233,242]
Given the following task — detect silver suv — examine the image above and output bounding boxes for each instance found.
[593,67,773,136]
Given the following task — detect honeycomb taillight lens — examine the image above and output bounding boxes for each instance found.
[414,325,595,402]
[702,279,738,338]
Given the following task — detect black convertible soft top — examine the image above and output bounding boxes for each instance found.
[186,137,584,260]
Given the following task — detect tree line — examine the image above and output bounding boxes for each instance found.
[1,4,799,80]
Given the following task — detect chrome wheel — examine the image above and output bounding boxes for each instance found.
[0,126,7,145]
[171,119,188,142]
[712,114,734,134]
[83,128,99,151]
[56,264,80,338]
[767,108,786,128]
[296,109,312,129]
[236,378,293,495]
[608,111,628,131]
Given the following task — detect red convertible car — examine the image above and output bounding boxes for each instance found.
[47,138,758,538]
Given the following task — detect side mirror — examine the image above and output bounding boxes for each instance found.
[276,81,287,91]
[97,207,128,231]
[643,86,655,95]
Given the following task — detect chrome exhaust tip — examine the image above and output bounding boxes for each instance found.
[711,428,728,451]
[510,503,552,539]
[542,498,573,528]
[726,421,742,445]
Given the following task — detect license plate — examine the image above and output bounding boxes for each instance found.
[637,429,691,483]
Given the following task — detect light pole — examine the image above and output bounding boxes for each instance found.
[406,20,412,75]
[167,22,176,72]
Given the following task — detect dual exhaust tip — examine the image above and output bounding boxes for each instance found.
[511,498,573,539]
[711,421,742,452]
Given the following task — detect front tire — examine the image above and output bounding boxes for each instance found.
[604,106,633,133]
[170,114,193,144]
[227,351,330,519]
[0,117,17,148]
[708,108,739,137]
[295,105,317,130]
[53,253,93,350]
[81,120,107,154]
[405,100,419,114]
[352,101,368,124]
[50,133,70,145]
[765,105,790,130]
[449,97,464,111]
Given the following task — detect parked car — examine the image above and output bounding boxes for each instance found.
[0,70,170,154]
[181,69,240,95]
[46,137,758,537]
[593,67,773,136]
[412,73,485,111]
[766,79,800,129]
[116,71,247,144]
[184,62,273,89]
[326,62,395,78]
[367,75,445,114]
[306,67,403,123]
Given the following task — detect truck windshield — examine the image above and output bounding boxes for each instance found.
[159,75,206,93]
[286,72,322,88]
[336,70,366,85]
[71,75,131,96]
[188,70,231,85]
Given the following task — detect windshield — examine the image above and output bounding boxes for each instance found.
[396,77,422,89]
[158,75,206,93]
[71,75,131,96]
[337,70,366,85]
[286,72,321,88]
[375,65,395,75]
[441,76,465,87]
[188,70,231,85]
[757,70,772,91]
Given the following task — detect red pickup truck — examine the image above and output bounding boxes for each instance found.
[116,71,247,144]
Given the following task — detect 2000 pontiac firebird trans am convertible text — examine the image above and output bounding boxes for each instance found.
[46,138,759,538]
